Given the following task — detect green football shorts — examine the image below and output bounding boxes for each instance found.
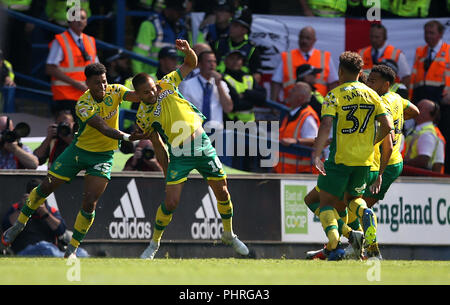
[317,160,370,198]
[364,162,403,200]
[166,132,226,185]
[49,144,114,181]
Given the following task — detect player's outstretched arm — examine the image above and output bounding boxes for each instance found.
[176,39,197,79]
[87,115,144,142]
[123,91,142,103]
[404,101,420,120]
[149,131,168,177]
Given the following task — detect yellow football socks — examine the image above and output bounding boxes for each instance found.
[348,197,368,219]
[17,187,47,225]
[319,206,340,251]
[217,196,233,233]
[71,209,95,248]
[152,203,173,243]
[347,209,363,231]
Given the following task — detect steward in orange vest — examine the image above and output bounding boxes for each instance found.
[49,30,96,101]
[410,41,449,104]
[46,8,97,115]
[274,103,320,174]
[410,20,450,105]
[359,45,402,80]
[281,48,331,98]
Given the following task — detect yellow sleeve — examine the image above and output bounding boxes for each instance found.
[159,69,183,88]
[321,91,337,117]
[75,99,97,122]
[402,98,411,110]
[110,84,131,104]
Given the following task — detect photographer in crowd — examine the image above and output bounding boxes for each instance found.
[123,139,163,172]
[1,178,88,257]
[33,110,75,167]
[0,116,38,170]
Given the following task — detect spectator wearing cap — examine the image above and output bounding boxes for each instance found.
[0,50,15,87]
[271,26,338,102]
[273,82,320,174]
[222,48,267,171]
[295,64,324,117]
[201,0,234,48]
[213,8,262,83]
[153,46,181,80]
[179,50,233,130]
[223,49,267,122]
[358,23,410,87]
[105,52,133,86]
[132,0,189,75]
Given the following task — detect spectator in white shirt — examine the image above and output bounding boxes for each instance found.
[179,50,233,130]
[404,99,445,173]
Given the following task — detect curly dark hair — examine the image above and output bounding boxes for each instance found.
[339,51,363,75]
[371,64,396,85]
[84,63,107,79]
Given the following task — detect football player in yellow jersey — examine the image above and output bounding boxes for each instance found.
[132,39,249,259]
[311,51,394,260]
[1,63,148,258]
[360,64,420,258]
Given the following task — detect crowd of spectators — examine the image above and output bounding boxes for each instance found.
[0,0,449,176]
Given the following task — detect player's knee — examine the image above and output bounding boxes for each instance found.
[39,175,63,196]
[210,183,229,202]
[304,192,313,205]
[304,189,318,206]
[164,198,179,212]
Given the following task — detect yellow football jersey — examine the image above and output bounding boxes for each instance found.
[371,92,410,171]
[136,69,205,150]
[74,84,130,152]
[322,81,387,167]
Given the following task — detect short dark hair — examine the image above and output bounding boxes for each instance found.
[198,50,215,63]
[85,63,106,79]
[370,23,387,40]
[339,51,363,75]
[371,64,396,85]
[424,20,445,34]
[132,72,152,90]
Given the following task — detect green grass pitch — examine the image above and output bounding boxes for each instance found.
[0,258,449,285]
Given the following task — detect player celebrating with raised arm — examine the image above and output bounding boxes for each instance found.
[311,51,394,260]
[360,64,420,258]
[132,39,249,259]
[2,63,146,258]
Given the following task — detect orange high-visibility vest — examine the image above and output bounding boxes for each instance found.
[409,42,450,101]
[358,45,402,82]
[281,49,331,98]
[49,30,97,101]
[274,105,320,174]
